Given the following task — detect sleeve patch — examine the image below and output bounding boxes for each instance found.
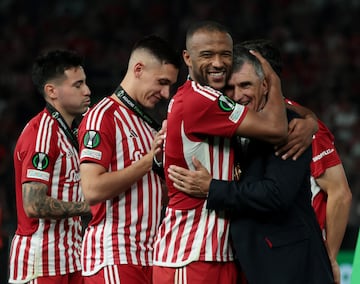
[229,103,244,123]
[83,131,101,148]
[80,148,102,160]
[32,152,49,170]
[27,169,50,181]
[218,95,235,112]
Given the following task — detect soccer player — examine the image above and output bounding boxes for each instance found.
[152,21,288,284]
[78,35,180,284]
[9,49,91,284]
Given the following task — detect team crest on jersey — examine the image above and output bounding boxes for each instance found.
[84,130,100,148]
[32,152,49,170]
[218,95,235,112]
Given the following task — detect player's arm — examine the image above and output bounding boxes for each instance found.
[22,181,90,219]
[80,128,165,205]
[235,50,287,144]
[275,103,318,160]
[315,164,352,283]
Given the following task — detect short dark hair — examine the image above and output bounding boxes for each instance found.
[233,44,264,80]
[32,49,84,95]
[186,21,231,48]
[132,35,181,69]
[239,39,283,76]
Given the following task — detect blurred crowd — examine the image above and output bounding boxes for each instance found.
[0,0,359,251]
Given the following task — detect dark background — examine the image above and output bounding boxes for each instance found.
[0,0,359,282]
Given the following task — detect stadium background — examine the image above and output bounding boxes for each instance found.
[0,0,359,283]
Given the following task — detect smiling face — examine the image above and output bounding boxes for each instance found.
[225,62,268,112]
[133,60,179,109]
[183,29,233,91]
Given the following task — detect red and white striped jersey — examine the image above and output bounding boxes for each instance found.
[78,97,162,275]
[154,80,247,266]
[9,109,83,283]
[310,119,341,234]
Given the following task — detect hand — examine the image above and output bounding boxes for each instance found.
[275,117,315,160]
[152,120,167,160]
[168,157,212,198]
[250,49,280,86]
[330,259,340,284]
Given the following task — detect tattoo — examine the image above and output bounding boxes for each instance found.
[22,182,91,219]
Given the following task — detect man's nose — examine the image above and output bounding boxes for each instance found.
[212,55,224,68]
[160,86,170,99]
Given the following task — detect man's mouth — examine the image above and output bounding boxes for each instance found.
[209,71,225,79]
[238,100,250,106]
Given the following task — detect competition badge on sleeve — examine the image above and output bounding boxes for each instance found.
[84,130,100,149]
[218,95,243,123]
[81,130,102,160]
[32,152,49,170]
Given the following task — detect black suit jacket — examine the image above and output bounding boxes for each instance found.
[207,110,334,284]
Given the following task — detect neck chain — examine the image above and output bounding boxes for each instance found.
[114,86,161,131]
[46,103,79,151]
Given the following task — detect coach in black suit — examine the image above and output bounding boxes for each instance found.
[207,110,334,283]
[167,46,334,283]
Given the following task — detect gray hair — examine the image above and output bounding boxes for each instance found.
[232,44,264,80]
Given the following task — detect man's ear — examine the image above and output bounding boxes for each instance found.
[44,83,57,99]
[262,78,268,95]
[182,50,191,68]
[134,62,144,78]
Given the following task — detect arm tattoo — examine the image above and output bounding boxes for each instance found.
[22,182,91,219]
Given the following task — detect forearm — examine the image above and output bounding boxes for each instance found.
[81,152,153,205]
[325,193,352,260]
[22,182,90,219]
[286,102,317,120]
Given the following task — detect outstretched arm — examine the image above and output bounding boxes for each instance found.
[169,144,311,213]
[275,102,318,160]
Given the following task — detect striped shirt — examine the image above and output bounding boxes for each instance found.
[154,80,247,266]
[78,97,162,275]
[9,109,83,283]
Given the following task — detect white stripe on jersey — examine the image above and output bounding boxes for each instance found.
[154,203,233,267]
[36,113,53,153]
[86,98,113,130]
[191,81,222,101]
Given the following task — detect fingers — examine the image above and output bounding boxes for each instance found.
[249,50,278,83]
[192,156,204,170]
[249,50,271,72]
[161,119,167,131]
[168,166,188,187]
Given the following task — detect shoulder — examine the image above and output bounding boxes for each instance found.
[80,97,115,131]
[21,110,58,138]
[181,80,222,102]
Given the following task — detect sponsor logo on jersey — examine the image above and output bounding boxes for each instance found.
[218,95,235,112]
[32,152,49,170]
[129,129,138,138]
[312,148,334,162]
[84,130,100,148]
